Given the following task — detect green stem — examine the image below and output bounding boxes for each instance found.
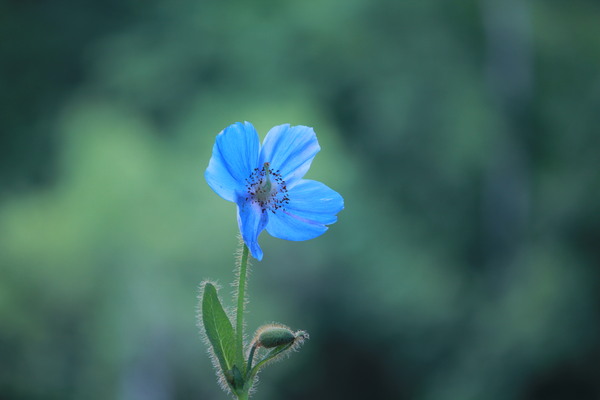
[246,342,259,376]
[248,342,294,381]
[235,244,250,370]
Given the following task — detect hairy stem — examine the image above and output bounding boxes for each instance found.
[246,342,259,376]
[235,244,249,370]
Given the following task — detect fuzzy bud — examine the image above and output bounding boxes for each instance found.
[257,326,296,348]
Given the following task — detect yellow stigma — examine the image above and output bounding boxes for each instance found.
[255,162,272,202]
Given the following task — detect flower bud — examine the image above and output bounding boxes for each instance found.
[257,326,296,348]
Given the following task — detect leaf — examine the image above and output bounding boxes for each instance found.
[202,282,236,373]
[230,365,245,390]
[223,365,245,391]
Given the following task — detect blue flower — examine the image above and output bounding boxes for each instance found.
[205,122,344,260]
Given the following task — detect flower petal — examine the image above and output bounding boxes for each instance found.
[259,124,320,187]
[266,179,344,241]
[205,122,260,202]
[237,198,269,260]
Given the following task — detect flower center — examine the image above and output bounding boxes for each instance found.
[245,162,289,213]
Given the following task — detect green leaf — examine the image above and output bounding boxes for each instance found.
[202,282,236,373]
[223,365,245,391]
[230,365,245,390]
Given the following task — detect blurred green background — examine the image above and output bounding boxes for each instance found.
[1,1,600,399]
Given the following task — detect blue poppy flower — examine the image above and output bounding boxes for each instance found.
[205,122,344,260]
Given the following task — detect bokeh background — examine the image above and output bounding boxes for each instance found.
[1,1,600,399]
